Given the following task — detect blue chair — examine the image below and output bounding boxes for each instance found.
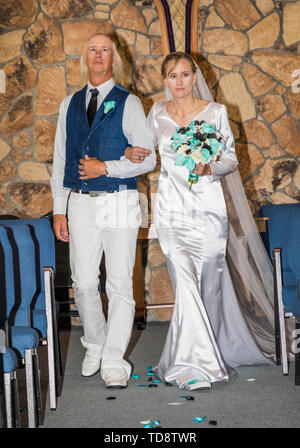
[0,219,62,410]
[260,204,300,385]
[0,226,42,427]
[1,344,21,428]
[0,244,21,428]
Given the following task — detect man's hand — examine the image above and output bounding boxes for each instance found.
[53,214,69,242]
[193,163,212,176]
[125,146,151,163]
[78,155,107,179]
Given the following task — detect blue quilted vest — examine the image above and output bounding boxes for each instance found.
[63,84,137,191]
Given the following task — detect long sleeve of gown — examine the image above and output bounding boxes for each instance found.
[210,104,238,182]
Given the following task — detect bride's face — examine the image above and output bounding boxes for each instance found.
[164,58,196,99]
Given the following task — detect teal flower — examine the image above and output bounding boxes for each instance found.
[201,148,211,162]
[103,100,116,114]
[200,122,216,134]
[175,153,186,166]
[185,157,195,171]
[208,138,221,155]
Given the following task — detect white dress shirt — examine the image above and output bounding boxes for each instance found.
[50,78,156,215]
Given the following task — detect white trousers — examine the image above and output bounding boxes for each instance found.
[67,190,140,380]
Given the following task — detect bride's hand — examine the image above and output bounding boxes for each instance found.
[193,163,212,176]
[125,147,151,163]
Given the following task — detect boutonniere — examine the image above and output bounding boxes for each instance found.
[103,101,116,114]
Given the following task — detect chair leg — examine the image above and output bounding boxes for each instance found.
[11,371,21,428]
[3,372,13,428]
[49,269,63,396]
[32,349,44,426]
[25,348,36,428]
[44,268,57,410]
[273,249,288,375]
[295,319,300,386]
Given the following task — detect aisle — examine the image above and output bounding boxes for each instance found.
[37,322,300,429]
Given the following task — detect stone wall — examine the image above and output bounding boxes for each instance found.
[197,0,300,213]
[0,0,165,217]
[0,0,300,322]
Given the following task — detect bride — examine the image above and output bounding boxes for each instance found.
[126,52,276,390]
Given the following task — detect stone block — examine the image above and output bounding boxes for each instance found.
[0,0,37,29]
[248,13,280,50]
[24,13,64,63]
[111,0,147,33]
[40,0,93,19]
[0,30,25,64]
[284,90,300,120]
[272,115,300,158]
[12,132,32,149]
[257,94,286,123]
[0,95,33,138]
[0,159,16,183]
[242,119,275,148]
[203,29,248,56]
[66,58,82,87]
[215,0,261,30]
[236,143,264,181]
[35,66,66,116]
[18,162,50,181]
[34,119,56,162]
[283,1,300,47]
[252,51,300,87]
[8,182,53,216]
[0,138,10,161]
[0,56,37,115]
[217,72,256,122]
[242,64,276,97]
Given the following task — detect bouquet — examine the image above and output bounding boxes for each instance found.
[170,120,226,189]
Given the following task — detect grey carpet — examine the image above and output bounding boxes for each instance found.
[34,322,300,429]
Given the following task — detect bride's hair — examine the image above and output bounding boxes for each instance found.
[161,52,197,79]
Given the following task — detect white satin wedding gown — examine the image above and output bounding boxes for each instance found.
[147,101,273,390]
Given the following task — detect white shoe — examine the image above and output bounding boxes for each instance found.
[81,351,101,377]
[105,375,128,389]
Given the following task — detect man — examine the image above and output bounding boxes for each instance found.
[50,33,155,389]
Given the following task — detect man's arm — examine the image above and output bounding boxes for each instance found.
[50,96,72,241]
[104,94,156,178]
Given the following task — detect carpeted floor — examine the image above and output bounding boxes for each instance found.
[10,321,300,429]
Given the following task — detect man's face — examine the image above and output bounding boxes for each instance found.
[85,35,116,80]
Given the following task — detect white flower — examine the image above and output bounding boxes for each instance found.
[177,144,190,154]
[191,149,202,163]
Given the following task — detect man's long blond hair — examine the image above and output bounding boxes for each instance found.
[80,33,125,86]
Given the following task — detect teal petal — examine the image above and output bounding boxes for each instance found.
[185,157,195,171]
[201,122,216,133]
[175,153,186,166]
[209,138,221,154]
[201,148,211,161]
